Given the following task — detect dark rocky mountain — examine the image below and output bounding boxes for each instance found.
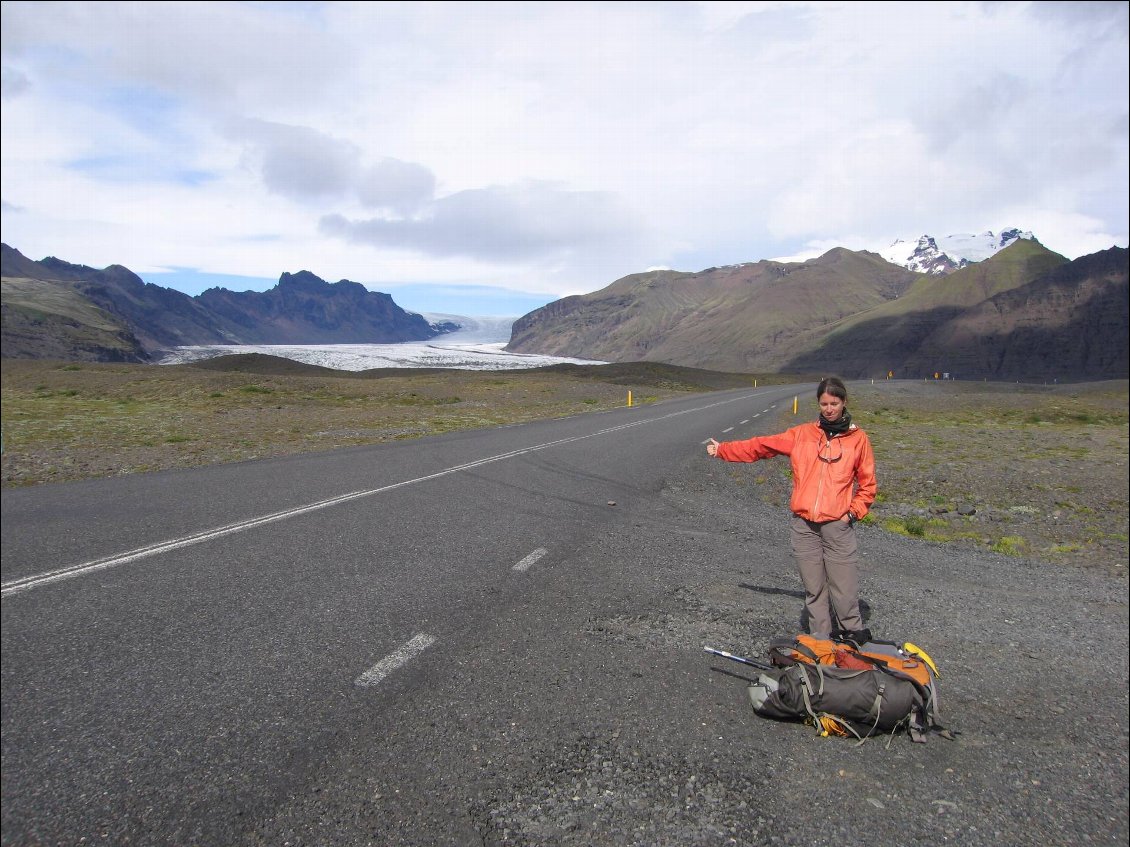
[507,241,1129,381]
[1,244,449,362]
[193,271,442,345]
[952,246,1129,381]
[784,242,1129,381]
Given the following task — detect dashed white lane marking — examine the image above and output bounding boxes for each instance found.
[740,420,749,424]
[3,389,778,598]
[704,406,775,444]
[355,633,436,688]
[512,548,548,572]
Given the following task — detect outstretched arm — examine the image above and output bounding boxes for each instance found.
[712,429,796,462]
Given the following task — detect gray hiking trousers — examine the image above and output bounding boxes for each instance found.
[790,513,863,638]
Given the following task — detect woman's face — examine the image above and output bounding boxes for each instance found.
[819,392,845,422]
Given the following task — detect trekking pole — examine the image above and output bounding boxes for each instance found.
[703,646,775,672]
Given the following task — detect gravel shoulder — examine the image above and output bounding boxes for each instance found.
[475,382,1128,847]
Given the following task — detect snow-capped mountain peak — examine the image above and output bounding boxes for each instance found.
[880,228,1035,274]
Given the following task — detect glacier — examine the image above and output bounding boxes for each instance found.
[156,316,606,371]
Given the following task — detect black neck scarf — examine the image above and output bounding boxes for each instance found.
[819,409,852,438]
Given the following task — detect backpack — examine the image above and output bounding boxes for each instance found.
[749,633,945,743]
[768,633,938,692]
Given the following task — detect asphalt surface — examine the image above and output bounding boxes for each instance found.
[2,382,1127,846]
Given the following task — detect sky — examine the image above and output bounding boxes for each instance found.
[2,1,1127,317]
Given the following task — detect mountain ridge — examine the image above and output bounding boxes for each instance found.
[0,243,454,361]
[3,236,1127,382]
[507,240,1128,381]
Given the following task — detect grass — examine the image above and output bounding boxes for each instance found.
[0,357,776,487]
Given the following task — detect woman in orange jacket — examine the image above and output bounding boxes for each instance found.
[707,376,876,639]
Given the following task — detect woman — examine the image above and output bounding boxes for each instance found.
[706,376,876,639]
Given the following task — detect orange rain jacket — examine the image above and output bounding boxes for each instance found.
[716,421,877,523]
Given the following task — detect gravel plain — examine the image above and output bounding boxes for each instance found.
[439,435,1129,847]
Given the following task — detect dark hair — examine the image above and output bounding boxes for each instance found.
[816,375,847,401]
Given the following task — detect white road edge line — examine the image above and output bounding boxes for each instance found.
[512,548,548,572]
[355,632,436,688]
[3,389,774,598]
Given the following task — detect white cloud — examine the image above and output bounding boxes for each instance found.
[1,0,1126,314]
[320,181,646,262]
[356,159,437,216]
[232,119,363,202]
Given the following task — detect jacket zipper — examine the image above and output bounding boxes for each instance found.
[813,432,830,518]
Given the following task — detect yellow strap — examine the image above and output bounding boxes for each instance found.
[904,645,940,682]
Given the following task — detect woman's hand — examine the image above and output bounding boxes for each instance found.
[706,437,720,457]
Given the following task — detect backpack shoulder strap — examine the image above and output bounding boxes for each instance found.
[768,634,838,667]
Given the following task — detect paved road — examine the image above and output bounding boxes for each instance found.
[3,381,1127,847]
[2,384,793,845]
